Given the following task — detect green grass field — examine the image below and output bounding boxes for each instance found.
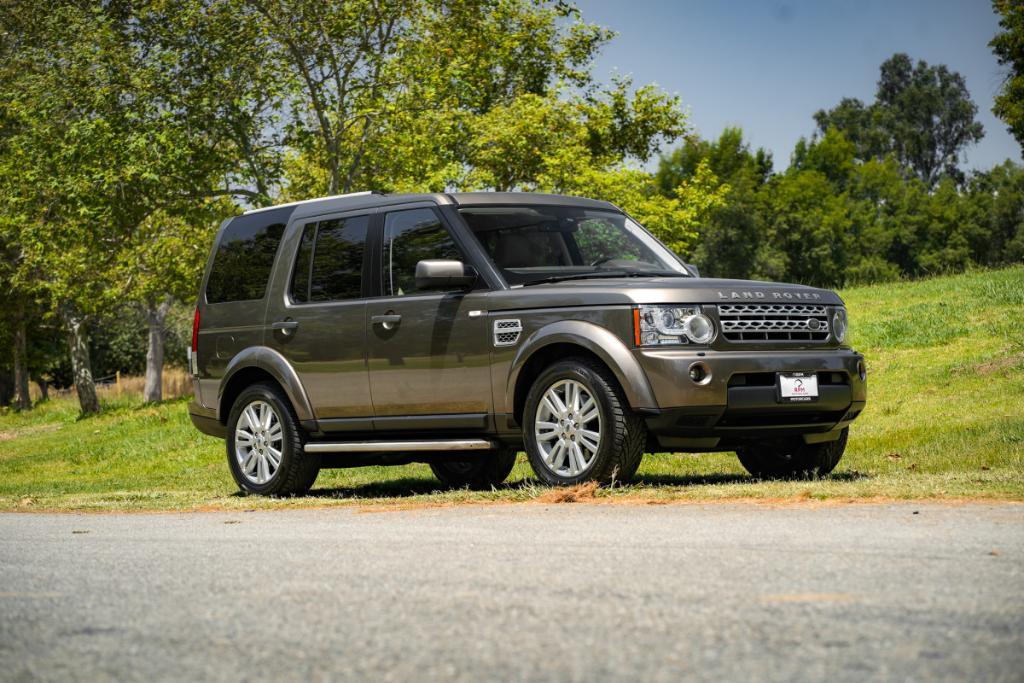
[1,267,1022,511]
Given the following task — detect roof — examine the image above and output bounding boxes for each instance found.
[242,191,378,215]
[448,192,616,210]
[237,191,619,221]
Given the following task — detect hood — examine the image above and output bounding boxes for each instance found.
[486,276,843,311]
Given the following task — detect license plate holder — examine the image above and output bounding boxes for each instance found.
[777,372,819,403]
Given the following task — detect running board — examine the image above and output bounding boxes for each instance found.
[304,439,495,454]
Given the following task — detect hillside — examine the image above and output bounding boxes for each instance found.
[1,267,1021,511]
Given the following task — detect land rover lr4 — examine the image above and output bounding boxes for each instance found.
[188,192,867,494]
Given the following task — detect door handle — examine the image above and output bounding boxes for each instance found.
[371,313,402,331]
[272,319,299,336]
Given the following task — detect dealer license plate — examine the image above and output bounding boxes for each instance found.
[778,372,818,402]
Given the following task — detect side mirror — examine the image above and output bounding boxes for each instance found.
[683,262,701,277]
[415,259,478,290]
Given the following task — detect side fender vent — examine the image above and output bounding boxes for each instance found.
[493,319,523,347]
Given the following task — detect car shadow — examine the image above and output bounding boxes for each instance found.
[273,469,871,501]
[634,470,869,487]
[301,477,454,500]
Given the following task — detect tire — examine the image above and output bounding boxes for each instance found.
[429,447,519,490]
[226,382,320,495]
[736,428,848,480]
[523,357,646,486]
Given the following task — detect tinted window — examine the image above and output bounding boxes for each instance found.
[309,215,369,302]
[382,209,462,297]
[206,214,287,303]
[289,223,316,303]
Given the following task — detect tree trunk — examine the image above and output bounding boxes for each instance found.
[12,309,31,410]
[142,298,172,404]
[59,303,100,415]
[35,377,49,402]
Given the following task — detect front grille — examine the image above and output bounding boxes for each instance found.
[718,304,830,343]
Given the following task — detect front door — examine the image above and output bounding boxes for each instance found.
[366,207,491,424]
[265,211,372,424]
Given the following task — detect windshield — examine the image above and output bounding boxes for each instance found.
[458,205,689,286]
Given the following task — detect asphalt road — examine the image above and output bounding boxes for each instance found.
[1,503,1022,682]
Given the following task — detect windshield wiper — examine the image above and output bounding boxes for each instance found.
[519,270,685,287]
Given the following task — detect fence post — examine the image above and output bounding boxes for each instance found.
[116,371,121,396]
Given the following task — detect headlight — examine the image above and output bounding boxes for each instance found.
[635,305,716,346]
[832,307,848,344]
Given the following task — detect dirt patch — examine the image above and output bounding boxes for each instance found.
[535,481,599,503]
[973,353,1024,376]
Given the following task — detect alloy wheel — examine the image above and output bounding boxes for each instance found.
[234,400,284,485]
[533,379,601,478]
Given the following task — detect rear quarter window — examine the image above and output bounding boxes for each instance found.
[206,211,290,304]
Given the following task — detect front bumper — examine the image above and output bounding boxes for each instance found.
[635,348,866,450]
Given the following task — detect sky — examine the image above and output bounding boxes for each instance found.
[575,0,1020,172]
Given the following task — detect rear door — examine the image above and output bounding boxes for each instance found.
[265,210,373,427]
[196,207,292,409]
[366,206,492,425]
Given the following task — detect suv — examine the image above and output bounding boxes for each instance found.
[188,192,866,494]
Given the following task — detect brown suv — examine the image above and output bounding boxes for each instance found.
[187,192,866,494]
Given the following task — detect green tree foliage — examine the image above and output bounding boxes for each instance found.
[657,52,1020,289]
[0,1,250,411]
[991,0,1024,154]
[655,128,773,278]
[815,53,984,186]
[660,125,1024,288]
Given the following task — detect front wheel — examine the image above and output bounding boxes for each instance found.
[430,447,519,490]
[523,357,646,486]
[736,428,848,479]
[226,383,320,495]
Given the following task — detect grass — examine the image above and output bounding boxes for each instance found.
[1,266,1022,512]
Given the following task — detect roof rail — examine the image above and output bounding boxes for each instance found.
[242,191,378,215]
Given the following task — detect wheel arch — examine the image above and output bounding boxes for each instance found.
[217,346,316,428]
[507,321,657,425]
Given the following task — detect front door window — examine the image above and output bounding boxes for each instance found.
[381,208,462,297]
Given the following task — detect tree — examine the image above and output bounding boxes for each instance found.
[815,53,984,186]
[0,2,247,413]
[656,127,772,194]
[257,0,622,197]
[991,0,1024,154]
[965,161,1024,264]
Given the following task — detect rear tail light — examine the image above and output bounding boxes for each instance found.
[189,307,200,375]
[191,307,200,352]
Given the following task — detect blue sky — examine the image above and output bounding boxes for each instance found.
[576,0,1020,172]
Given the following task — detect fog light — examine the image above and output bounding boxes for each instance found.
[857,360,867,381]
[688,362,711,385]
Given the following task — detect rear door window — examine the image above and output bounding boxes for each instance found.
[289,214,370,303]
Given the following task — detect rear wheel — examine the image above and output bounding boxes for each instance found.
[736,428,848,479]
[430,447,519,490]
[523,357,646,486]
[226,383,320,495]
